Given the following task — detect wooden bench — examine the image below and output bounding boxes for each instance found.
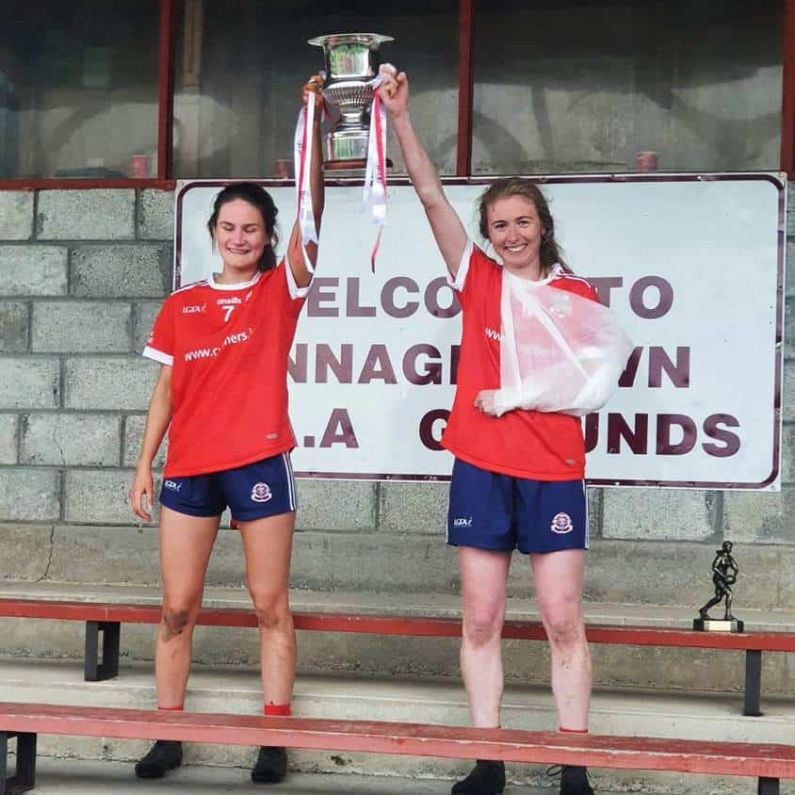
[1,701,793,795]
[1,598,794,717]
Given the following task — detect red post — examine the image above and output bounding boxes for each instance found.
[782,0,795,176]
[456,0,475,177]
[156,0,177,180]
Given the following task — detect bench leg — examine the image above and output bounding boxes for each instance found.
[0,731,37,795]
[0,733,6,795]
[84,620,121,681]
[758,777,779,794]
[744,649,763,716]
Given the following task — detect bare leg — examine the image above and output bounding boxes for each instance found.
[531,549,590,731]
[156,507,220,708]
[459,547,512,728]
[239,512,296,707]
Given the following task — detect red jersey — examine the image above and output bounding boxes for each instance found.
[144,262,307,477]
[442,243,599,481]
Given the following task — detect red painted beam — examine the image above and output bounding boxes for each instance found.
[581,625,795,652]
[1,703,795,778]
[0,179,176,191]
[2,599,795,651]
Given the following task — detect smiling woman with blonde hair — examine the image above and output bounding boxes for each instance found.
[378,66,600,795]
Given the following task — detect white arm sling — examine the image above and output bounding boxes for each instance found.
[479,270,633,418]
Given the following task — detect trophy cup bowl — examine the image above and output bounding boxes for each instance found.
[308,33,393,169]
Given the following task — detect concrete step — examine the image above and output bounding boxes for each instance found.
[1,582,795,696]
[5,524,795,611]
[1,658,794,793]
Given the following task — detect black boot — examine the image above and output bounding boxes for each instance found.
[560,764,595,795]
[451,759,506,794]
[251,746,288,784]
[134,740,183,779]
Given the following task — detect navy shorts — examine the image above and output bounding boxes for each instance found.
[447,458,588,554]
[159,453,297,522]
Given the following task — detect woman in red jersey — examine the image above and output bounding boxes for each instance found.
[379,68,597,795]
[127,77,324,785]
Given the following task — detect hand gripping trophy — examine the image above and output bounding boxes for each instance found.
[693,541,744,632]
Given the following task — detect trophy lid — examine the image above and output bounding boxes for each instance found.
[308,33,393,49]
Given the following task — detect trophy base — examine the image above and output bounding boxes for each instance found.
[326,130,369,163]
[324,157,393,172]
[692,617,744,633]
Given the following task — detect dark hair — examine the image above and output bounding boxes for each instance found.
[477,178,571,274]
[207,182,279,272]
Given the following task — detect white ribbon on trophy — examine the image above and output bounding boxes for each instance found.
[362,73,388,270]
[293,93,319,274]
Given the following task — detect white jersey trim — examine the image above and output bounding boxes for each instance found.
[284,252,311,300]
[172,278,209,296]
[448,239,474,292]
[208,272,262,291]
[505,262,564,289]
[143,346,173,367]
[554,269,593,289]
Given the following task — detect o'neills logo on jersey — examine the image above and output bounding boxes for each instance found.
[250,482,272,503]
[550,512,573,534]
[484,327,503,342]
[217,296,242,306]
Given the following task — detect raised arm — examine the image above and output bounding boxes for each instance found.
[379,70,468,277]
[287,75,325,287]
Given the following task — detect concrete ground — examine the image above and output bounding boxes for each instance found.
[20,756,795,794]
[26,758,552,795]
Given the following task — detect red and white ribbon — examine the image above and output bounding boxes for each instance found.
[293,94,318,274]
[363,76,388,271]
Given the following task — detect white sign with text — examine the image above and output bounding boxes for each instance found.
[176,175,785,489]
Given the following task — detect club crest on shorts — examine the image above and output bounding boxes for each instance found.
[550,512,574,534]
[250,482,272,503]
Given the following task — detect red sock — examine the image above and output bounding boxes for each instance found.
[157,705,184,711]
[263,703,291,717]
[559,726,588,733]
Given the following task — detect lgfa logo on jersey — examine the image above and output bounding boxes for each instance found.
[453,516,473,528]
[550,512,573,534]
[250,482,272,503]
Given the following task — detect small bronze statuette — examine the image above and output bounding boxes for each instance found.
[693,541,744,632]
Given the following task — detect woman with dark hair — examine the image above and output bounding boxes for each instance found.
[378,68,598,795]
[128,76,324,785]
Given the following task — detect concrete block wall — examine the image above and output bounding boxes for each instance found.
[0,186,793,608]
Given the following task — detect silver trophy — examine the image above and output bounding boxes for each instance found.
[308,32,393,169]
